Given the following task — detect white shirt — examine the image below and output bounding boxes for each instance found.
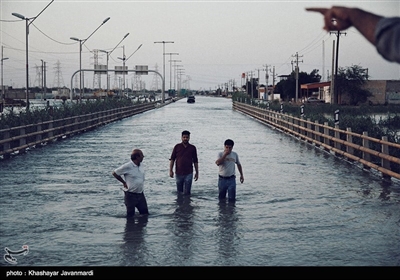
[217,151,240,177]
[114,160,145,193]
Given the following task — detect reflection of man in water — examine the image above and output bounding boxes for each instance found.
[121,215,148,266]
[170,194,195,263]
[216,202,239,264]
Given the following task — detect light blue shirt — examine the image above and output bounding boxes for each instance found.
[375,17,400,63]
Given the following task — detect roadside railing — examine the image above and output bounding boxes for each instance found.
[0,101,163,159]
[233,101,400,181]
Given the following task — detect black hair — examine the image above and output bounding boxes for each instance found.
[224,139,234,146]
[182,130,191,136]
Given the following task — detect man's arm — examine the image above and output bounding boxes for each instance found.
[112,171,128,189]
[237,164,244,184]
[169,159,175,178]
[194,162,199,181]
[306,6,382,44]
[215,152,228,166]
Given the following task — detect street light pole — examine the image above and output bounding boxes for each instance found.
[174,64,184,92]
[70,16,110,102]
[118,43,142,97]
[154,41,174,103]
[170,59,181,91]
[165,52,178,90]
[12,0,54,110]
[1,46,9,107]
[99,32,129,95]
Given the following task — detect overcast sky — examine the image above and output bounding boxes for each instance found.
[1,0,399,92]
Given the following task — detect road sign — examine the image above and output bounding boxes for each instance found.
[94,65,107,74]
[115,66,128,75]
[135,65,148,75]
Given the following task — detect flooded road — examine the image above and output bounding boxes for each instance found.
[1,96,399,268]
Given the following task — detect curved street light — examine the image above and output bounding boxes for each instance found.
[70,17,110,102]
[12,0,54,110]
[117,43,142,95]
[99,32,129,94]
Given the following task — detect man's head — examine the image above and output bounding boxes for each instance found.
[224,139,234,147]
[131,149,144,164]
[224,139,234,154]
[181,130,191,144]
[182,130,190,137]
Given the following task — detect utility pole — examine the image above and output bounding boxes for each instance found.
[292,52,303,103]
[263,64,269,86]
[263,64,270,100]
[330,30,346,104]
[331,40,335,104]
[154,41,174,103]
[248,71,254,98]
[270,65,276,93]
[165,52,179,90]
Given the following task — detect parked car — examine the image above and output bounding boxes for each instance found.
[306,97,324,103]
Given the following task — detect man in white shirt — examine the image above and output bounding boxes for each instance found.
[215,139,244,202]
[112,149,148,218]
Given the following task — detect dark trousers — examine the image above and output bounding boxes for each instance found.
[124,192,149,217]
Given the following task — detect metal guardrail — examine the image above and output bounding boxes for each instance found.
[233,101,400,181]
[0,101,165,159]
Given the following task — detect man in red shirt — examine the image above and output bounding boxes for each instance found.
[169,130,199,195]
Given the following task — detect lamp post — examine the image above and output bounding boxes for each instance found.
[154,41,174,103]
[99,32,129,94]
[1,46,9,106]
[117,43,142,96]
[169,59,181,91]
[165,52,178,90]
[12,0,54,110]
[174,64,184,92]
[70,16,110,102]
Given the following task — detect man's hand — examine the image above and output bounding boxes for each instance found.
[306,6,352,31]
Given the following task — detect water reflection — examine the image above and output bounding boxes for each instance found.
[378,181,392,201]
[170,194,195,264]
[121,215,148,266]
[216,201,239,265]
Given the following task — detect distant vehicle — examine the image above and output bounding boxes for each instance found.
[187,96,195,103]
[307,96,324,103]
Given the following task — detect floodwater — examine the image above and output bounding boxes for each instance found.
[0,96,399,268]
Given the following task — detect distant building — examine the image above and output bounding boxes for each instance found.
[362,80,400,105]
[300,80,400,105]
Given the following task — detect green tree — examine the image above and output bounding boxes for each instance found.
[336,64,371,105]
[274,69,321,101]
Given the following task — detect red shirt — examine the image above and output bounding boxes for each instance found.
[170,143,198,175]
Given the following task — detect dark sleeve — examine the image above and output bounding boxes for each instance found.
[192,146,198,163]
[170,145,177,161]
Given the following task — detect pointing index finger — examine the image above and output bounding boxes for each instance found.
[305,7,328,14]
